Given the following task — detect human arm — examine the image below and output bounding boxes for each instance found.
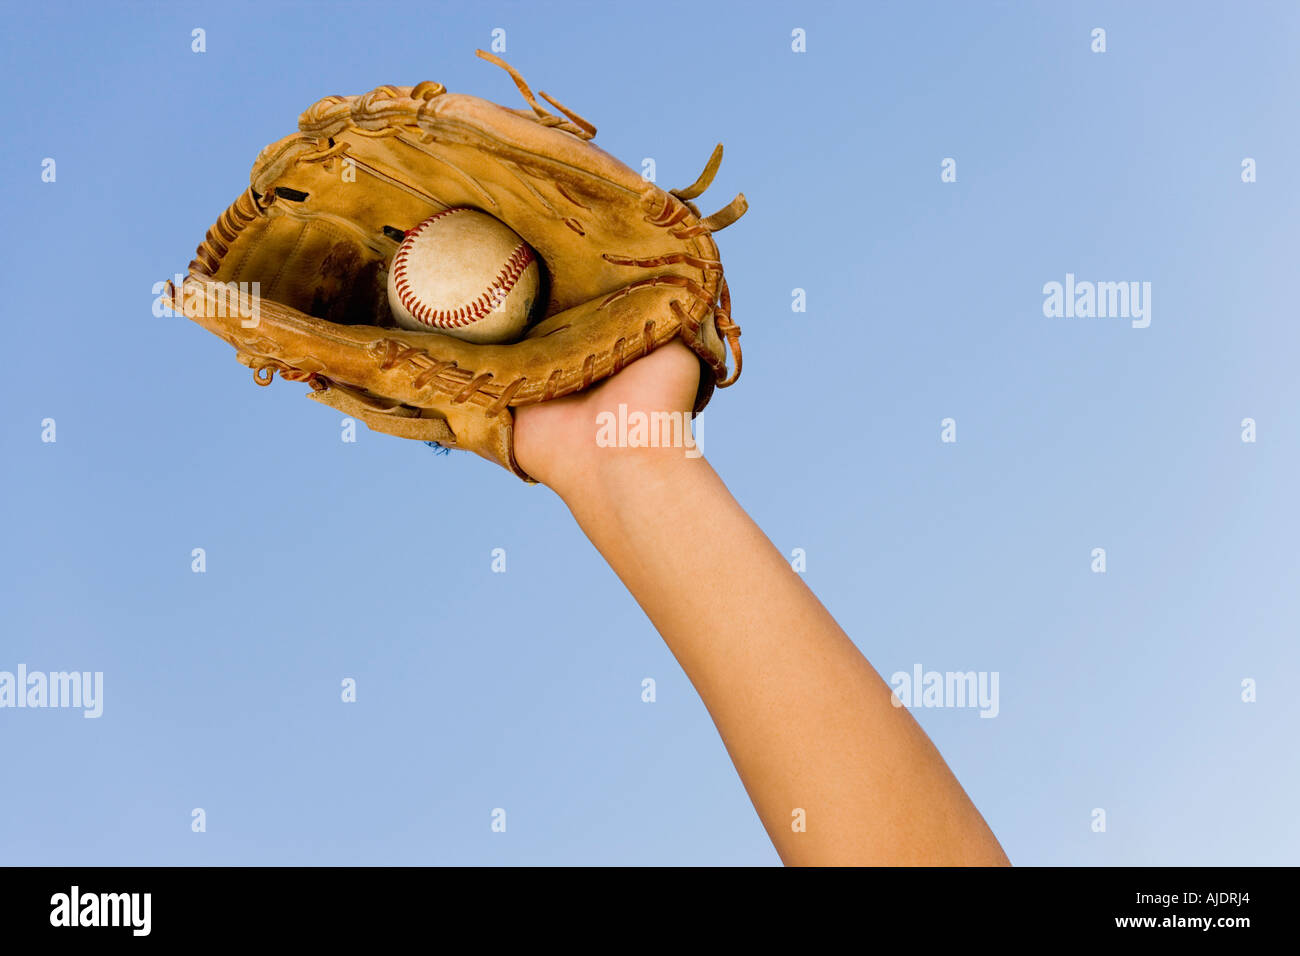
[514,343,1010,866]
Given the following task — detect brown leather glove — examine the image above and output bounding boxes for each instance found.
[169,50,746,481]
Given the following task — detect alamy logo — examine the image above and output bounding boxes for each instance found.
[152,273,261,328]
[889,664,999,718]
[595,404,703,457]
[50,886,151,936]
[0,665,103,718]
[1042,273,1151,328]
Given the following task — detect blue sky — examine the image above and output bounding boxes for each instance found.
[1,0,1297,865]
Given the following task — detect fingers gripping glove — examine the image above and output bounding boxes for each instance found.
[169,50,746,481]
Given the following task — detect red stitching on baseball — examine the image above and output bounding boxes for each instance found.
[391,208,535,330]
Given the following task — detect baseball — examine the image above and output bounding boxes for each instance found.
[386,208,540,343]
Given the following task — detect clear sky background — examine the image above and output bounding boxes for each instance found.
[2,0,1297,865]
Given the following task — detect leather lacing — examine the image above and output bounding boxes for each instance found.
[475,50,596,140]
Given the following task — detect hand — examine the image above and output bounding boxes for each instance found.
[513,340,704,493]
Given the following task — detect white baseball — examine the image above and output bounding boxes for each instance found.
[386,208,540,343]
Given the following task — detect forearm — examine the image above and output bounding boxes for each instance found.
[555,448,1009,866]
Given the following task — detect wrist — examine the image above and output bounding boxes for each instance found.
[515,393,706,497]
[548,442,707,505]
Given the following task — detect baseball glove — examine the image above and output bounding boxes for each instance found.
[168,50,746,481]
